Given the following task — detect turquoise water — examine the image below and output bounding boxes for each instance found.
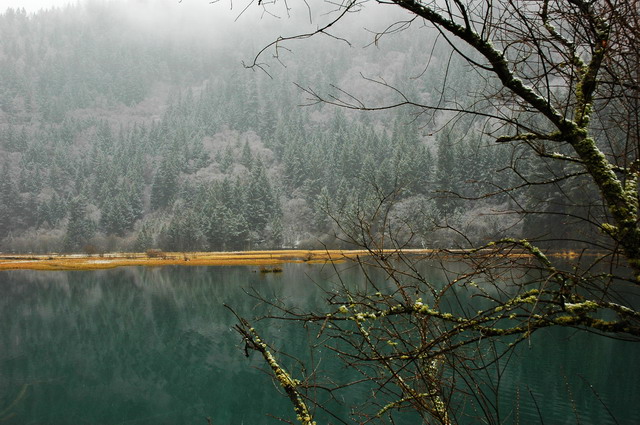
[1,264,638,424]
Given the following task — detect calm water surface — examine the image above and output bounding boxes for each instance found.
[1,263,638,424]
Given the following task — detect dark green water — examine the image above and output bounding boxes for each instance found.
[1,264,638,424]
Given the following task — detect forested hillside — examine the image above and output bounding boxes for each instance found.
[0,2,598,253]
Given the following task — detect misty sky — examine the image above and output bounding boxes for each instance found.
[0,1,206,14]
[0,0,318,30]
[0,0,406,40]
[0,0,79,12]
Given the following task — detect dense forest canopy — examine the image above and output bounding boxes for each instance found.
[0,1,613,255]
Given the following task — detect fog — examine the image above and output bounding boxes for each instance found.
[0,0,79,13]
[2,0,413,49]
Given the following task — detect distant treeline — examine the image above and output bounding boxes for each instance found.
[0,5,601,253]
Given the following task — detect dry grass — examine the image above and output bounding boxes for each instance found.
[0,250,377,271]
[0,248,599,271]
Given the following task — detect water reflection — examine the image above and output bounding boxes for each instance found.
[0,264,638,424]
[501,326,639,425]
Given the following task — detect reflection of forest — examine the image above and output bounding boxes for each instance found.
[0,265,378,424]
[1,265,638,424]
[0,266,313,424]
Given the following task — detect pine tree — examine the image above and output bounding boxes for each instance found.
[246,161,275,236]
[134,223,153,252]
[63,195,95,252]
[240,140,253,170]
[95,120,114,152]
[100,192,136,236]
[434,130,461,215]
[0,166,19,238]
[150,156,179,210]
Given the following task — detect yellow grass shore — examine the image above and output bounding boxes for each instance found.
[0,248,585,271]
[0,250,397,271]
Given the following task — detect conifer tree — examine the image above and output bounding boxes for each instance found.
[63,195,95,252]
[134,223,153,252]
[150,157,179,210]
[0,165,19,238]
[434,130,461,214]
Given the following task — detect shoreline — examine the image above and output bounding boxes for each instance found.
[0,249,392,271]
[0,248,588,271]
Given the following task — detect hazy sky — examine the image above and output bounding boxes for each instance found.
[0,0,410,54]
[0,1,241,14]
[0,0,292,23]
[0,0,81,12]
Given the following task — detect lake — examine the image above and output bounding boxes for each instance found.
[1,263,639,424]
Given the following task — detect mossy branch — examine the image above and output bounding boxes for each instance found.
[352,309,452,424]
[375,391,448,422]
[389,0,640,278]
[479,238,553,268]
[226,306,315,425]
[330,288,640,347]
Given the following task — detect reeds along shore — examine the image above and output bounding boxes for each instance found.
[0,249,589,271]
[0,250,377,271]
